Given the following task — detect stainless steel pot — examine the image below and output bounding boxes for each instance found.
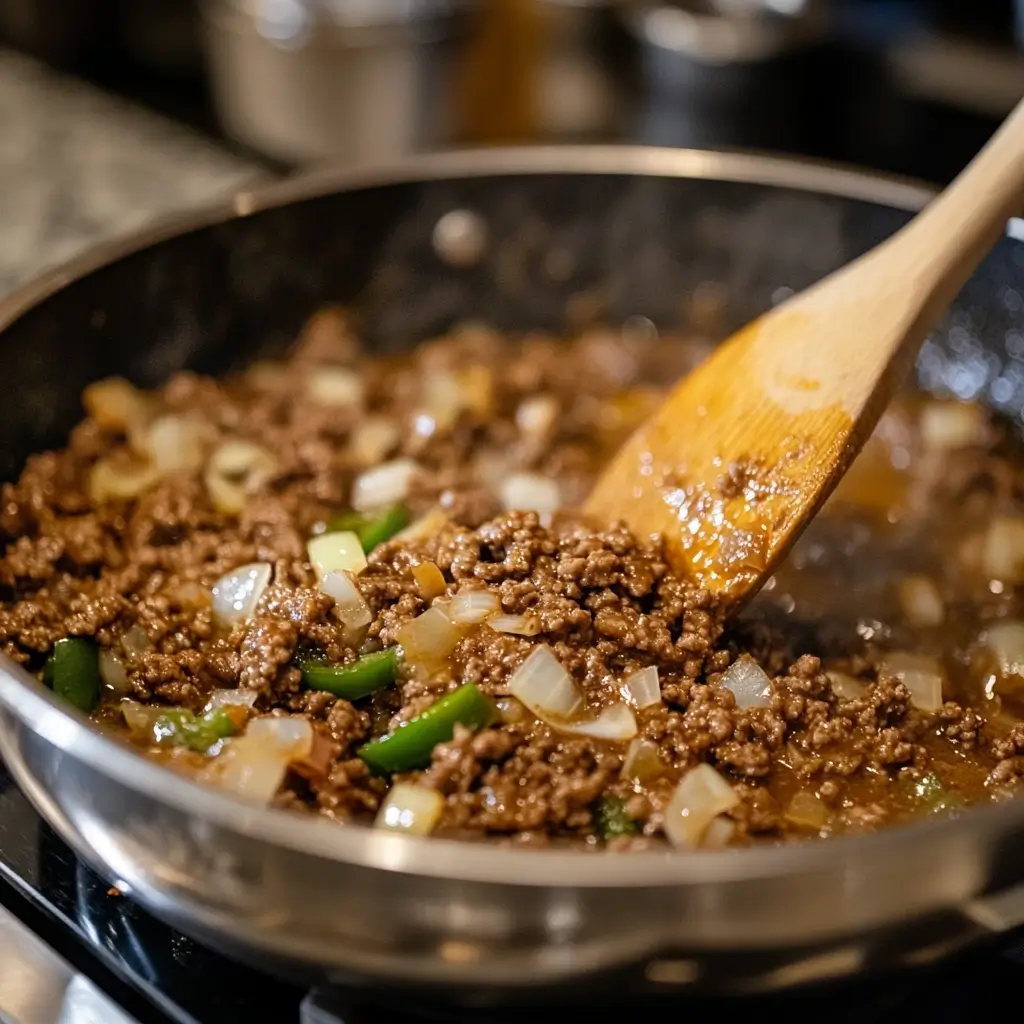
[3,147,1024,999]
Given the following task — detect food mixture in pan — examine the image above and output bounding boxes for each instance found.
[4,308,1024,850]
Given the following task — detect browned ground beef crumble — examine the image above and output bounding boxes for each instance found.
[4,307,1024,850]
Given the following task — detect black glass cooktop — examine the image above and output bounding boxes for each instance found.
[1,758,1022,1024]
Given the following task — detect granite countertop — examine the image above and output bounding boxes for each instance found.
[0,48,268,298]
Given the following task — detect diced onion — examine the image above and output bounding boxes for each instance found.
[419,371,464,433]
[881,652,945,712]
[121,625,153,656]
[919,401,985,450]
[720,656,773,710]
[307,531,367,579]
[784,791,828,830]
[827,671,867,700]
[898,574,944,628]
[375,783,445,836]
[394,507,449,544]
[702,816,736,848]
[212,716,314,805]
[621,666,662,709]
[82,377,150,433]
[509,645,583,719]
[349,417,400,466]
[351,459,419,513]
[145,415,206,475]
[99,649,130,693]
[320,570,373,629]
[211,562,272,626]
[515,395,558,440]
[306,367,363,408]
[981,620,1024,686]
[207,689,259,712]
[88,455,161,503]
[663,764,739,849]
[204,440,277,515]
[495,697,527,724]
[396,607,462,664]
[499,472,562,516]
[622,738,663,783]
[981,517,1024,583]
[556,702,637,741]
[412,561,447,600]
[486,614,541,637]
[448,588,501,625]
[120,699,166,736]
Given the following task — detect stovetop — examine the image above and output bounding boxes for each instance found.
[1,757,1024,1024]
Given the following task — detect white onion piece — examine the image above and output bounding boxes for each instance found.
[394,507,449,544]
[720,656,773,710]
[204,441,276,515]
[88,456,161,503]
[515,395,558,440]
[449,589,501,625]
[397,607,462,663]
[663,764,740,849]
[702,816,736,848]
[621,666,661,709]
[622,738,663,783]
[982,517,1024,583]
[351,459,419,513]
[83,377,150,432]
[99,649,130,693]
[827,671,867,701]
[246,715,314,755]
[349,416,400,466]
[919,401,985,450]
[495,697,527,724]
[419,371,464,432]
[120,699,166,735]
[145,415,206,475]
[882,652,945,712]
[981,620,1024,685]
[784,791,828,830]
[556,702,637,741]
[412,561,447,599]
[307,531,367,579]
[499,472,562,516]
[306,367,363,408]
[508,645,583,719]
[320,570,373,629]
[213,716,314,804]
[211,562,272,626]
[898,575,944,628]
[375,783,446,835]
[121,625,152,656]
[486,614,541,637]
[207,689,259,712]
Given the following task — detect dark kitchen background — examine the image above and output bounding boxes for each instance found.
[2,0,1023,184]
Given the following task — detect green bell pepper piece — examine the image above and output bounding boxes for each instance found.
[326,505,408,553]
[44,638,101,713]
[595,795,639,840]
[300,648,398,701]
[358,682,497,774]
[153,707,237,753]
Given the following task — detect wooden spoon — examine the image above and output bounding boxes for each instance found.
[586,97,1024,610]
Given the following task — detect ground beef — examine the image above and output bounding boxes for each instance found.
[1,311,1021,849]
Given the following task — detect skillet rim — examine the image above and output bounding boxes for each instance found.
[1,144,1019,890]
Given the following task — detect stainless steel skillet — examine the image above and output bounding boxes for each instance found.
[2,147,1024,999]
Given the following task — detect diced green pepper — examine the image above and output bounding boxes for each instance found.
[358,682,497,774]
[326,505,408,553]
[43,638,101,713]
[300,648,399,701]
[595,795,639,840]
[153,707,238,753]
